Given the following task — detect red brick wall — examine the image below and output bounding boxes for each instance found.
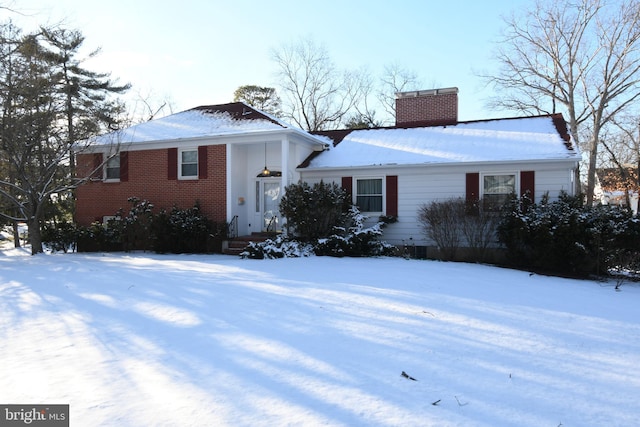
[75,145,227,226]
[395,89,458,126]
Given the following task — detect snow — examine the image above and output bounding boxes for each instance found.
[91,108,286,145]
[307,116,580,168]
[1,250,638,426]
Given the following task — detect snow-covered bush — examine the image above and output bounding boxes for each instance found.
[279,180,349,241]
[314,206,395,257]
[77,198,226,254]
[243,206,394,259]
[241,236,314,259]
[152,203,225,253]
[498,192,640,276]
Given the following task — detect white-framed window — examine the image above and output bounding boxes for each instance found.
[356,178,383,212]
[105,156,120,181]
[179,148,198,179]
[482,173,516,210]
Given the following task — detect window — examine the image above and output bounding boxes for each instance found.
[356,178,383,212]
[105,156,120,180]
[483,174,516,210]
[180,149,198,179]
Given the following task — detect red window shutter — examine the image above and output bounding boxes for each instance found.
[198,146,208,179]
[386,175,398,217]
[92,153,103,179]
[520,171,535,200]
[342,176,353,200]
[466,172,479,202]
[168,148,177,180]
[120,151,129,182]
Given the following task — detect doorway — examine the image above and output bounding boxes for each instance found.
[255,178,282,232]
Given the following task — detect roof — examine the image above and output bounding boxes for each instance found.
[596,167,639,192]
[302,114,579,169]
[91,102,291,145]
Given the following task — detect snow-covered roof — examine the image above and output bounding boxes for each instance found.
[91,102,295,145]
[304,115,579,169]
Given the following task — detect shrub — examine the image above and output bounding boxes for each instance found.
[117,197,155,252]
[279,180,349,241]
[152,203,223,253]
[315,206,395,257]
[243,206,394,259]
[497,192,640,276]
[76,198,227,254]
[418,199,465,260]
[460,199,502,262]
[42,220,78,253]
[241,236,314,259]
[76,219,123,252]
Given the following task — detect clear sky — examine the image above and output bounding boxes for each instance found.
[6,0,532,122]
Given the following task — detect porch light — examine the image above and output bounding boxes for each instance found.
[259,143,271,177]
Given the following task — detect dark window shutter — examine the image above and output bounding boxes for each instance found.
[198,146,208,179]
[120,152,129,182]
[168,148,177,180]
[386,175,398,217]
[520,171,535,200]
[466,172,480,202]
[342,176,353,200]
[92,153,103,179]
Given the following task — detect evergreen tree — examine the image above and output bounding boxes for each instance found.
[233,85,281,117]
[0,22,129,254]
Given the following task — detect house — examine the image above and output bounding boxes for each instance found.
[75,103,327,238]
[75,88,581,251]
[300,89,581,248]
[595,167,639,212]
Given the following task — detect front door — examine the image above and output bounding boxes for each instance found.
[255,179,282,232]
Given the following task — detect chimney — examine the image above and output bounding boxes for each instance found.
[395,87,458,127]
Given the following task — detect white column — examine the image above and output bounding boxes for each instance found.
[280,137,290,235]
[281,136,289,192]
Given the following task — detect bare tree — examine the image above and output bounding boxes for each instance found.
[377,62,423,122]
[271,37,368,131]
[486,0,640,205]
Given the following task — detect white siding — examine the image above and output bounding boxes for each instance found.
[300,160,577,246]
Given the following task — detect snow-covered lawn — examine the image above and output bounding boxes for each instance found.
[1,249,638,426]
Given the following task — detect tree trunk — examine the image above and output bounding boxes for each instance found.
[586,135,599,207]
[12,221,21,248]
[28,217,43,255]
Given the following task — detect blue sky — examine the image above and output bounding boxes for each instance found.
[8,0,531,122]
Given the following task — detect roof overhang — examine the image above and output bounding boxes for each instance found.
[74,127,328,154]
[298,157,581,174]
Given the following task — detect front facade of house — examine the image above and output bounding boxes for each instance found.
[75,90,581,249]
[75,103,327,236]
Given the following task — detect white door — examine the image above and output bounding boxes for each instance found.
[254,179,282,232]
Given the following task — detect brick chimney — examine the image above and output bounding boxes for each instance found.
[395,87,458,127]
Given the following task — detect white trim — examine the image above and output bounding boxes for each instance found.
[355,177,384,214]
[103,155,121,182]
[178,147,198,180]
[82,128,327,153]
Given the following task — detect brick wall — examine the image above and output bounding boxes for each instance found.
[76,145,227,226]
[395,88,458,127]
